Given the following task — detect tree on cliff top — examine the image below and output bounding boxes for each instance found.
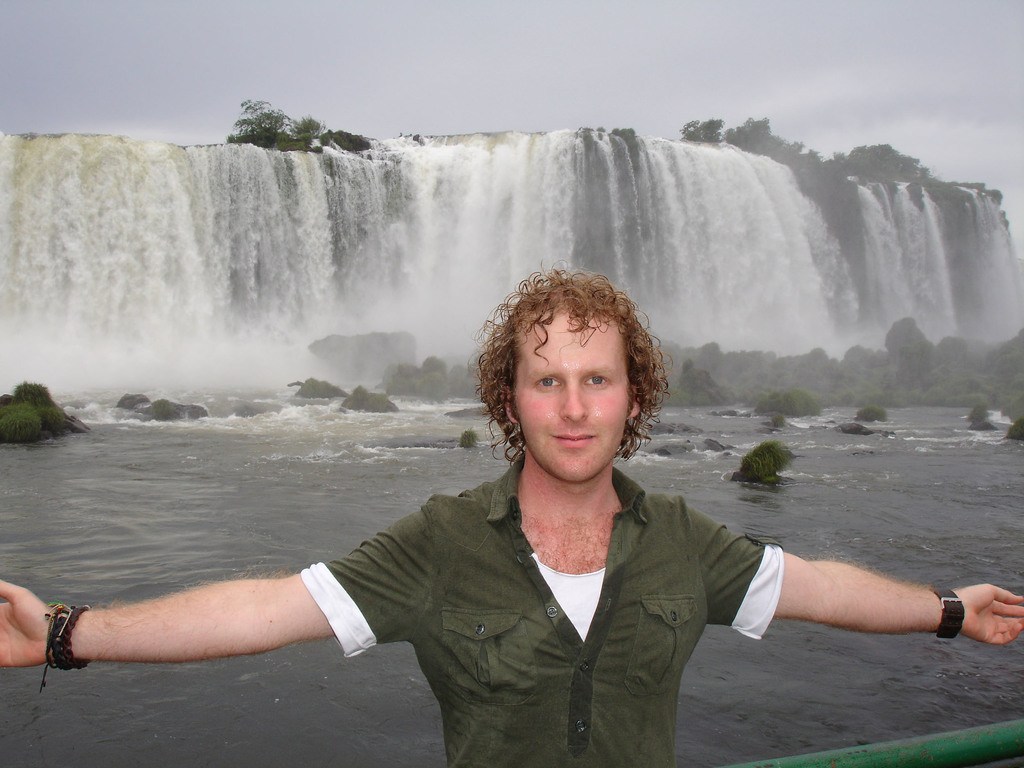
[226,100,369,153]
[724,118,813,165]
[835,144,932,182]
[680,119,724,143]
[227,100,292,149]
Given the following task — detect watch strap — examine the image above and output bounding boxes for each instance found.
[934,589,964,639]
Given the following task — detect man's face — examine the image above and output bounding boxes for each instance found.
[510,312,639,488]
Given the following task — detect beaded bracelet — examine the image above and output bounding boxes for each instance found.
[39,602,90,692]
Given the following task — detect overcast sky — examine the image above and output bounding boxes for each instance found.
[4,0,1023,255]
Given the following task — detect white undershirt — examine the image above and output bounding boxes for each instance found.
[301,544,785,657]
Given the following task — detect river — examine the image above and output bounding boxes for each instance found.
[1,394,1022,766]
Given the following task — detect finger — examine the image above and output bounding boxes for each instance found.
[991,601,1024,618]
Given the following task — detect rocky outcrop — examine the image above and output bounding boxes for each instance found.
[0,383,89,443]
[289,378,348,399]
[115,393,208,421]
[308,331,416,383]
[835,422,894,437]
[342,386,398,413]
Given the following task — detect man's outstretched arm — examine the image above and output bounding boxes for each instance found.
[0,575,333,668]
[776,553,1024,645]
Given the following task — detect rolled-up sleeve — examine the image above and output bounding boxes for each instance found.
[301,562,377,656]
[730,544,785,639]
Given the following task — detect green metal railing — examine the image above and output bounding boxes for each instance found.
[721,719,1024,768]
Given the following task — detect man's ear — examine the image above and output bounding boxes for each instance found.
[505,396,519,425]
[628,388,640,420]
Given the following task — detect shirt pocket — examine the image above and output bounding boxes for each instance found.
[441,607,537,704]
[625,595,698,695]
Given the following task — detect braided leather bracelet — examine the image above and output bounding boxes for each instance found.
[39,603,90,692]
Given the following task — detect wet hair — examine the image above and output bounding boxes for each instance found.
[476,269,668,462]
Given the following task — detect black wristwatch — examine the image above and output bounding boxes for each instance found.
[934,589,964,639]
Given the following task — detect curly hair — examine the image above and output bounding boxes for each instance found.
[476,269,668,462]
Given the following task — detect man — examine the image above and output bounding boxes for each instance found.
[1,270,1022,766]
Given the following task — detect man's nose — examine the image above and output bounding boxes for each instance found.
[560,383,586,421]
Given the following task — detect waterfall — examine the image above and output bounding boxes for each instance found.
[1,131,1021,390]
[857,182,1023,343]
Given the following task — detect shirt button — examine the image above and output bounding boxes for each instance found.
[579,660,590,671]
[475,624,485,635]
[670,610,679,622]
[546,606,558,618]
[575,719,587,732]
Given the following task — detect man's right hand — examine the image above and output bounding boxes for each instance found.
[0,580,49,667]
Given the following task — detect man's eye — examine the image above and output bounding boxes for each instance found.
[540,377,555,387]
[590,376,606,385]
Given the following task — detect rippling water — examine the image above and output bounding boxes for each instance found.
[2,394,1022,766]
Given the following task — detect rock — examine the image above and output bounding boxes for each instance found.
[308,331,417,383]
[675,361,730,406]
[63,413,90,433]
[835,422,875,435]
[651,422,703,435]
[290,378,348,399]
[730,470,790,485]
[116,394,206,421]
[968,420,997,431]
[342,386,399,413]
[650,441,696,456]
[151,400,208,421]
[446,406,487,419]
[116,393,151,410]
[231,402,282,418]
[703,438,733,452]
[371,436,460,450]
[835,422,895,437]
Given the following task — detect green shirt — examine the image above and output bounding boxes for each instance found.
[327,462,769,767]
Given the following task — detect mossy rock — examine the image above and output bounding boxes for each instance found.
[459,429,479,448]
[151,399,178,421]
[1,381,77,442]
[732,440,793,485]
[291,378,349,399]
[342,386,398,413]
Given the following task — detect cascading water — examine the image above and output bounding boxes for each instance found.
[1,130,1021,391]
[856,181,1023,343]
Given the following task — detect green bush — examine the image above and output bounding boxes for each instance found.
[755,389,821,417]
[11,381,57,409]
[459,429,479,448]
[855,404,887,422]
[737,440,792,485]
[1008,417,1024,441]
[967,402,990,423]
[0,403,42,443]
[38,405,67,434]
[770,413,786,429]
